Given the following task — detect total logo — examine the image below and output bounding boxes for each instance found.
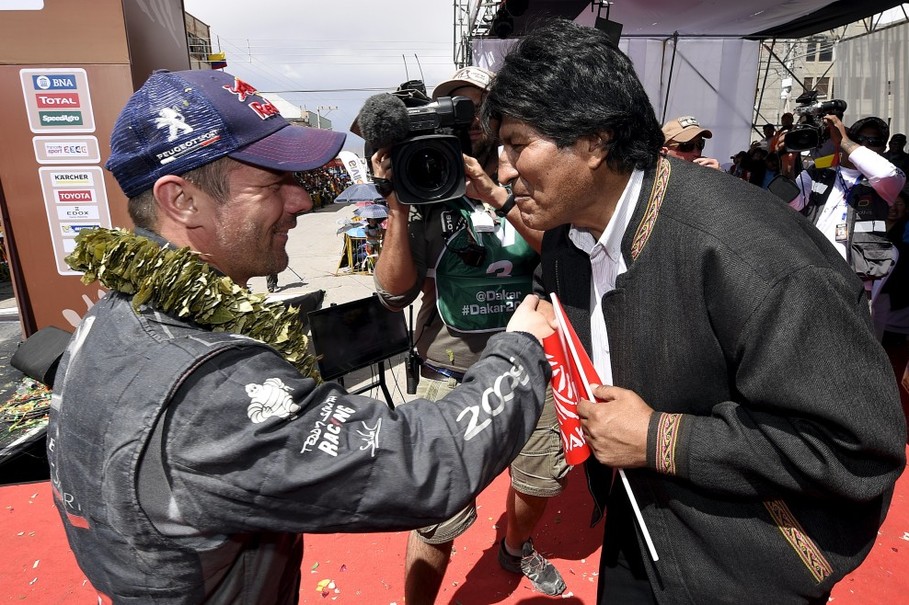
[36,93,80,109]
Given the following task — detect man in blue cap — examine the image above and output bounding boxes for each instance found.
[46,69,556,604]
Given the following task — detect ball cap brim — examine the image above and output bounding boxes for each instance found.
[230,125,346,172]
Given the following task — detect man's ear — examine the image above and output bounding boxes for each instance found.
[587,133,610,169]
[153,175,203,227]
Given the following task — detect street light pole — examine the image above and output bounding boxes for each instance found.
[315,105,337,130]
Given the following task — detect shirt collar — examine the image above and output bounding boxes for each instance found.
[569,168,644,260]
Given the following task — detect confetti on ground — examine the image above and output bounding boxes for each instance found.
[900,532,909,541]
[311,562,319,572]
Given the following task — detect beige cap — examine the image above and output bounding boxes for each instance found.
[432,66,495,100]
[662,116,713,144]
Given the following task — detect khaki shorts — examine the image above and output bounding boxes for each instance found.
[411,376,569,545]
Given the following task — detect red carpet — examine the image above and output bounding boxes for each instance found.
[2,450,907,604]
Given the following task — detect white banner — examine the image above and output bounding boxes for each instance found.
[338,151,369,185]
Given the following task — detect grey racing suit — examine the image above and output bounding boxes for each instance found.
[47,289,548,604]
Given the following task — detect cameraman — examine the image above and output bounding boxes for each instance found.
[371,66,569,602]
[789,114,906,335]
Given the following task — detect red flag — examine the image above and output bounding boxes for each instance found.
[543,332,590,465]
[550,293,600,400]
[548,293,660,562]
[542,292,608,465]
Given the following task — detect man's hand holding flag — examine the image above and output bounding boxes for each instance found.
[542,293,659,561]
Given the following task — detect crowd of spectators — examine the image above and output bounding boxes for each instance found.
[295,163,352,207]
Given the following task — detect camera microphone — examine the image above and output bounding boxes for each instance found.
[357,94,411,150]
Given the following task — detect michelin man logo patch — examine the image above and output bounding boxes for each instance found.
[245,377,300,423]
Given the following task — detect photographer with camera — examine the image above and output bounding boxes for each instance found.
[789,114,906,336]
[367,67,569,602]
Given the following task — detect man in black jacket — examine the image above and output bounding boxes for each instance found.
[482,19,906,605]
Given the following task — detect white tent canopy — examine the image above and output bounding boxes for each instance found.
[469,1,908,162]
[474,36,760,162]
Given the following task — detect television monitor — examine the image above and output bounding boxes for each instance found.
[307,295,410,381]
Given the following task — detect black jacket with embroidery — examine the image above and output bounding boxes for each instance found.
[535,157,906,604]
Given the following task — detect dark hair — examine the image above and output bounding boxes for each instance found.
[481,18,663,173]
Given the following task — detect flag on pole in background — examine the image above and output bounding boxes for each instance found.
[208,52,227,70]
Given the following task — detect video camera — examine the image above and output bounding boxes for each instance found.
[784,90,848,152]
[357,81,476,206]
[390,95,475,205]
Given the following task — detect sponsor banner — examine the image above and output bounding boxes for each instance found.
[38,166,111,275]
[60,224,101,238]
[0,1,44,9]
[49,170,94,187]
[55,189,95,204]
[33,136,101,164]
[57,205,100,221]
[31,74,77,90]
[35,92,80,109]
[39,111,83,126]
[20,68,95,133]
[338,151,369,185]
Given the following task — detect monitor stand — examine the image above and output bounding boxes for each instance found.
[338,359,395,410]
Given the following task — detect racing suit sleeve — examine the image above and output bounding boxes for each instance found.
[157,331,550,535]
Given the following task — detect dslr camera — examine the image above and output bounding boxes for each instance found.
[392,95,475,206]
[784,90,848,152]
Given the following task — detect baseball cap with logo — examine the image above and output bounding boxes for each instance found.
[662,116,713,144]
[106,69,346,198]
[432,66,495,100]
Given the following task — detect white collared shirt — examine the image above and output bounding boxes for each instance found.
[568,169,644,385]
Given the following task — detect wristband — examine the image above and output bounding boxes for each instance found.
[495,192,516,218]
[373,177,394,197]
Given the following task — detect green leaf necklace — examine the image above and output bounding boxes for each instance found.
[65,228,320,380]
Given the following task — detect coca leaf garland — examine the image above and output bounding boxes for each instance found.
[65,228,319,380]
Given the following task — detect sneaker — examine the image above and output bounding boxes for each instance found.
[498,538,566,596]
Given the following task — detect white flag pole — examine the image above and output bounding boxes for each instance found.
[550,293,659,562]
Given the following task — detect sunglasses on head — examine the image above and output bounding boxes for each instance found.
[669,139,706,152]
[855,135,886,147]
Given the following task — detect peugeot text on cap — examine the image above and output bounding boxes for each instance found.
[105,69,346,198]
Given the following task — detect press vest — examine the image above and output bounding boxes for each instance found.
[432,200,536,333]
[803,167,894,279]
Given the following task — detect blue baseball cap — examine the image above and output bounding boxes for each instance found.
[105,69,346,198]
